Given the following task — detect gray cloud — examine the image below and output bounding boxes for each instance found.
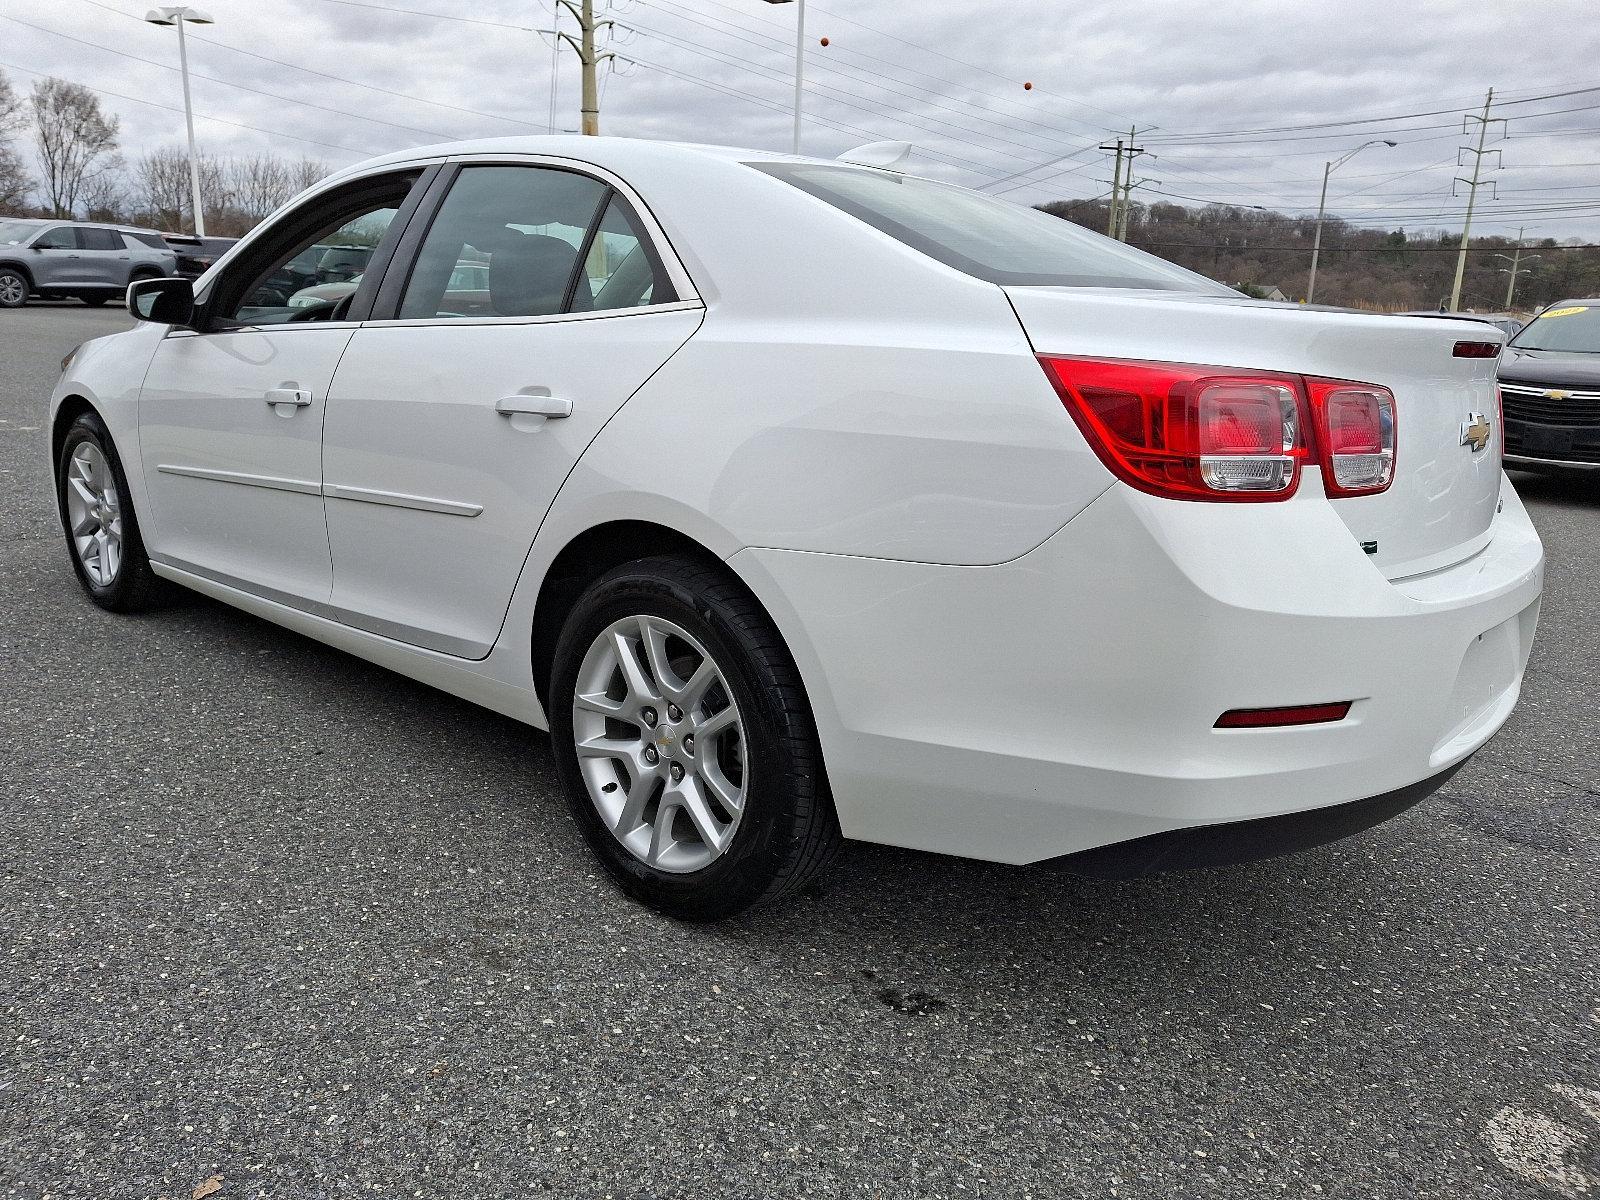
[4,0,1598,236]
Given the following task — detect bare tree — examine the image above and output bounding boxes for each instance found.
[291,156,330,194]
[81,169,128,223]
[31,77,120,218]
[0,68,32,214]
[228,153,296,222]
[135,146,189,231]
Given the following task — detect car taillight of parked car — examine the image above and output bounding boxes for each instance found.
[1039,356,1396,502]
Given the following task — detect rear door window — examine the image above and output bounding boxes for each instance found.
[81,227,122,251]
[756,162,1229,294]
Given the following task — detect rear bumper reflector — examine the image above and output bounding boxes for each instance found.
[1215,701,1353,729]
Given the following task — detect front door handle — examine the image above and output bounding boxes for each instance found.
[265,388,313,408]
[496,394,572,419]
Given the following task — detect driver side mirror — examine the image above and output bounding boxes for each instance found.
[127,276,194,327]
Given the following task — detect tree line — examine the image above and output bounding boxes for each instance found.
[1039,196,1600,313]
[0,69,327,238]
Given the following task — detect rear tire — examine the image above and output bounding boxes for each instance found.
[56,411,178,612]
[549,555,840,920]
[0,268,28,308]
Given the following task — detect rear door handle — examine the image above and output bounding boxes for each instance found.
[496,394,572,419]
[265,388,313,408]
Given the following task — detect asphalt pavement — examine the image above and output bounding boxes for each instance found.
[2,304,1597,1199]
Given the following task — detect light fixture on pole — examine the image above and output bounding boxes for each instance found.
[1305,138,1395,304]
[761,0,805,155]
[145,5,214,237]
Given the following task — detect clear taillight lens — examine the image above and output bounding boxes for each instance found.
[1306,379,1396,497]
[1197,381,1301,494]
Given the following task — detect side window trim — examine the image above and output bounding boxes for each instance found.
[197,164,438,332]
[367,162,459,323]
[563,186,614,314]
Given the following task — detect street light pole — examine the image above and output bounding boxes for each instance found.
[145,6,214,238]
[762,0,805,154]
[1306,138,1395,305]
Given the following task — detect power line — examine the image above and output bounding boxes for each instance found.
[71,0,545,132]
[0,56,373,157]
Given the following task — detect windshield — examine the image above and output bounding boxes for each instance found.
[756,163,1230,293]
[0,220,41,245]
[1510,303,1600,353]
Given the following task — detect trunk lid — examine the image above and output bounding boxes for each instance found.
[1006,287,1505,580]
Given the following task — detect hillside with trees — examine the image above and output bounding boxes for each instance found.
[1039,196,1600,313]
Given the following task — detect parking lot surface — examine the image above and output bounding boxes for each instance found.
[2,304,1597,1199]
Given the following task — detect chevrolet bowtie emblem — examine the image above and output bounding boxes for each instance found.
[1544,389,1570,400]
[1460,413,1492,453]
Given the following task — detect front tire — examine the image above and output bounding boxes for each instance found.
[549,556,840,920]
[0,268,28,308]
[56,411,175,612]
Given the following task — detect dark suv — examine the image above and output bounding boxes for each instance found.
[1499,299,1600,470]
[0,219,178,307]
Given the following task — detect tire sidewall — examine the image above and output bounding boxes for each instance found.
[57,412,145,609]
[549,562,821,920]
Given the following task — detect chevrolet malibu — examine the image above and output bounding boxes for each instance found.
[48,137,1544,919]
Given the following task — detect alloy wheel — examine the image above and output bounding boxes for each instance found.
[64,442,123,587]
[0,273,26,306]
[571,614,748,874]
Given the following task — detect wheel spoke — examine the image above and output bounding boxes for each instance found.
[574,690,625,719]
[675,777,727,852]
[647,799,679,864]
[639,617,678,695]
[615,769,657,834]
[695,705,738,739]
[679,659,717,711]
[699,763,743,817]
[576,734,639,763]
[70,510,98,536]
[68,476,97,508]
[610,629,659,709]
[101,531,120,580]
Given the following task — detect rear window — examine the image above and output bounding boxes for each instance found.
[756,163,1229,294]
[1510,303,1600,353]
[81,227,122,251]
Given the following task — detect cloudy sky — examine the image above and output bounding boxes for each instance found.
[4,0,1599,238]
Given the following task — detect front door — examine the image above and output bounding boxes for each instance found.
[29,225,88,288]
[321,162,702,658]
[136,169,430,611]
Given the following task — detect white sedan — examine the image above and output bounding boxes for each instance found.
[49,136,1543,919]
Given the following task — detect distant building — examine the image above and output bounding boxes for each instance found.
[1258,284,1290,302]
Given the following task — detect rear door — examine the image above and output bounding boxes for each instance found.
[77,226,129,288]
[321,159,702,658]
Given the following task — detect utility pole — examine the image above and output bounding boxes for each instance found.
[1449,88,1505,312]
[1101,137,1124,236]
[1306,139,1395,304]
[545,0,614,134]
[1099,127,1147,239]
[1494,227,1539,309]
[1119,176,1156,242]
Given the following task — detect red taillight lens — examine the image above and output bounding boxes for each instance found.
[1215,702,1353,728]
[1040,357,1309,501]
[1305,378,1396,497]
[1453,340,1500,358]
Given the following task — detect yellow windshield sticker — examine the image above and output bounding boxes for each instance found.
[1541,306,1590,318]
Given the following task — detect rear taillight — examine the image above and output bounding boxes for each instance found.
[1305,379,1396,497]
[1040,356,1398,502]
[1453,340,1500,358]
[1039,357,1309,502]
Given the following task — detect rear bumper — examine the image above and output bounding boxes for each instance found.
[1054,760,1468,878]
[1506,452,1600,471]
[732,474,1543,865]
